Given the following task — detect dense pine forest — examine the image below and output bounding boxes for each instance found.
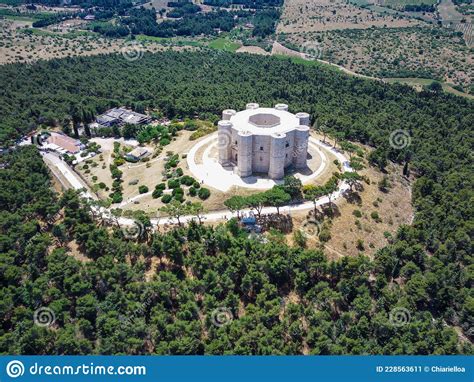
[0,51,472,354]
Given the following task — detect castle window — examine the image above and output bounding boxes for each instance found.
[260,146,263,151]
[285,142,289,148]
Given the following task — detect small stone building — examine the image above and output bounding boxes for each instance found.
[217,103,310,180]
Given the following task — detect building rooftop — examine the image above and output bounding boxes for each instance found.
[128,147,150,158]
[96,107,150,126]
[230,107,301,136]
[47,133,82,153]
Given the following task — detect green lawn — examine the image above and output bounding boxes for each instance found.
[385,77,473,99]
[135,34,203,47]
[0,9,54,21]
[208,38,241,52]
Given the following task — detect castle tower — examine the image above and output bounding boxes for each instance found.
[295,112,310,126]
[237,130,253,177]
[246,103,259,110]
[217,104,310,180]
[274,103,289,111]
[293,125,310,169]
[268,133,286,180]
[222,109,236,121]
[218,120,232,165]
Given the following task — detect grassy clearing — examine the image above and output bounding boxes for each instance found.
[208,37,241,52]
[272,54,341,74]
[385,77,474,98]
[135,34,203,47]
[0,9,53,21]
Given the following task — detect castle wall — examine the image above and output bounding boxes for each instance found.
[252,135,271,173]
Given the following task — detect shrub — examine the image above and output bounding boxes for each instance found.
[371,211,381,222]
[188,186,197,197]
[168,179,180,189]
[198,187,210,200]
[181,175,195,186]
[155,183,166,190]
[160,138,171,146]
[293,230,307,248]
[172,187,184,196]
[138,185,149,194]
[152,189,163,199]
[352,209,362,218]
[111,192,123,204]
[161,194,172,203]
[318,228,331,242]
[174,193,185,202]
[175,168,183,177]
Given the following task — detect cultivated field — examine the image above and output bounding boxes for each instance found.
[276,0,473,91]
[0,18,188,64]
[278,26,473,88]
[277,0,421,34]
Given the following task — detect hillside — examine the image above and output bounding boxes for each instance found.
[0,51,472,354]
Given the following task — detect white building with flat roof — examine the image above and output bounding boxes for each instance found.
[217,103,310,180]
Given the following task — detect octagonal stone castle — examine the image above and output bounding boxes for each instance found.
[217,103,310,180]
